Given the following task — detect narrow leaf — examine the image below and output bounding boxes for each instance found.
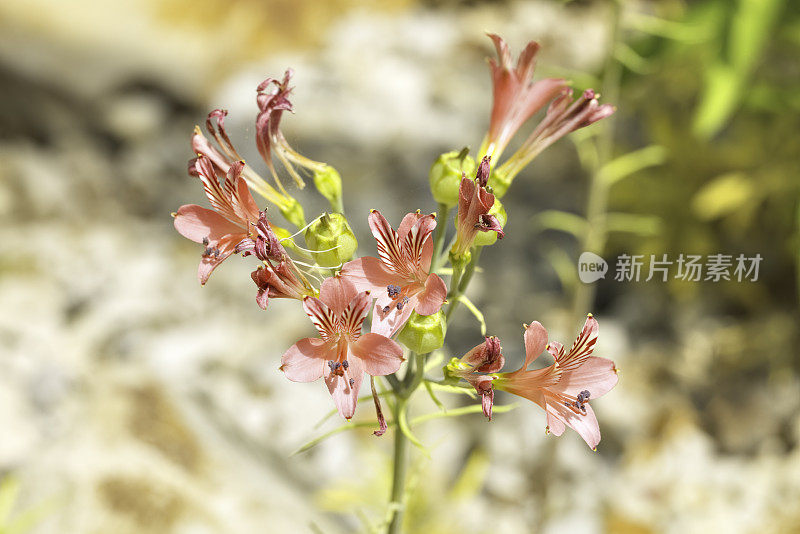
[458,295,486,336]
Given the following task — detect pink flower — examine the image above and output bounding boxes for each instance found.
[494,316,619,449]
[190,109,292,211]
[340,211,447,337]
[496,88,616,181]
[255,69,329,189]
[281,276,404,420]
[235,212,316,309]
[451,156,505,257]
[480,34,568,161]
[450,336,505,420]
[173,156,260,284]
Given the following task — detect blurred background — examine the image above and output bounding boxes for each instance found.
[1,0,799,532]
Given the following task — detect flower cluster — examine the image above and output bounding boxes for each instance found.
[172,33,617,448]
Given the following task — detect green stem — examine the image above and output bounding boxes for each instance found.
[571,0,622,326]
[387,398,408,534]
[445,247,482,322]
[432,203,450,270]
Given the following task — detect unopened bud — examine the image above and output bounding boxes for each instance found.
[429,149,476,207]
[473,197,507,247]
[280,197,306,229]
[313,166,343,211]
[397,310,446,354]
[304,213,357,267]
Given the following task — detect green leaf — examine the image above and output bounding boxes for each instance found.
[313,392,391,429]
[614,42,652,74]
[624,12,710,42]
[458,295,486,336]
[411,403,518,426]
[598,145,667,186]
[692,64,742,139]
[425,382,477,399]
[531,210,588,239]
[292,421,382,455]
[423,381,447,413]
[690,172,758,220]
[397,406,427,454]
[605,213,663,237]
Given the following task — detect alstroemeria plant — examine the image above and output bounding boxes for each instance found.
[172,31,617,533]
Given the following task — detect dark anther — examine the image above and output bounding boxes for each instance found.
[327,361,336,371]
[382,305,391,313]
[341,360,349,370]
[581,389,591,399]
[349,378,355,388]
[396,296,409,311]
[202,236,210,246]
[387,284,401,298]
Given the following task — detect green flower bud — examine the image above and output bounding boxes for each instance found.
[313,166,343,211]
[304,213,357,267]
[280,197,306,229]
[473,197,507,247]
[397,310,446,354]
[429,149,476,207]
[487,169,512,199]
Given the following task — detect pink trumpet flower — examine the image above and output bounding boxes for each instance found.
[173,156,259,284]
[340,210,447,337]
[480,33,568,161]
[281,276,404,420]
[256,69,328,188]
[496,88,615,182]
[451,336,505,420]
[494,315,619,449]
[235,211,316,309]
[451,156,504,257]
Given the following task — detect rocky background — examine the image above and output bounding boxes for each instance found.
[1,0,799,533]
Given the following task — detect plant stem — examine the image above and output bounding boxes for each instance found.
[571,0,622,326]
[432,203,450,270]
[445,247,482,322]
[387,398,408,534]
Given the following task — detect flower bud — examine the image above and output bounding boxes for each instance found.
[472,197,507,247]
[313,166,343,211]
[397,310,446,354]
[280,197,306,228]
[429,149,476,207]
[304,213,357,267]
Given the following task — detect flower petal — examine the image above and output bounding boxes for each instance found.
[414,273,447,316]
[522,321,548,369]
[402,213,436,270]
[302,296,338,339]
[174,204,243,244]
[341,290,372,337]
[368,210,405,272]
[351,333,404,376]
[325,355,364,420]
[558,315,599,371]
[319,275,359,316]
[340,257,398,293]
[280,338,331,382]
[371,294,416,338]
[546,402,601,449]
[552,357,618,399]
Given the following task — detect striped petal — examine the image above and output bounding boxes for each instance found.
[302,296,338,340]
[556,315,598,372]
[402,213,436,270]
[368,210,405,273]
[341,291,372,337]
